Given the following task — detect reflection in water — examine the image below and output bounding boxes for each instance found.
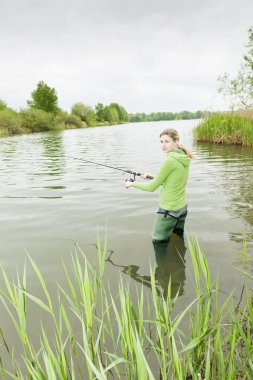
[106,233,186,298]
[196,142,253,244]
[38,132,66,177]
[153,233,186,298]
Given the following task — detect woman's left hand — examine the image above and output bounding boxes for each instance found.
[125,180,133,188]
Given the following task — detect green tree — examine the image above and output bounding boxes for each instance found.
[218,26,253,109]
[103,105,119,124]
[179,111,192,119]
[71,102,97,126]
[27,81,60,114]
[0,99,8,111]
[109,103,129,122]
[95,103,105,122]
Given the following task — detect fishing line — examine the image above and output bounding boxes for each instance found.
[66,155,153,180]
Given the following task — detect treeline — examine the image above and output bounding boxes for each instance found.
[0,81,129,136]
[129,110,203,122]
[73,102,129,126]
[1,80,203,137]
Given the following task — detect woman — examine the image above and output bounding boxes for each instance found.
[125,128,195,242]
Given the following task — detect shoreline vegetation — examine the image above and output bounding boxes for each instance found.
[194,109,253,147]
[0,100,203,138]
[0,81,203,138]
[0,237,252,379]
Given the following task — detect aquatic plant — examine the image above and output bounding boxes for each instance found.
[0,237,252,379]
[194,112,253,147]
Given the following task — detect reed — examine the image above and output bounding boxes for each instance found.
[0,237,252,379]
[194,111,253,147]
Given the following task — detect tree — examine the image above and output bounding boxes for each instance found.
[0,99,8,111]
[71,102,97,126]
[95,103,105,122]
[109,103,129,122]
[218,27,253,109]
[103,105,119,124]
[27,81,60,114]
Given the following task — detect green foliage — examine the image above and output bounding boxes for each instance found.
[19,108,54,132]
[95,102,129,125]
[193,112,253,146]
[218,26,253,109]
[0,237,253,378]
[103,104,119,124]
[95,102,105,122]
[129,110,203,122]
[71,102,97,126]
[27,80,60,114]
[244,27,253,70]
[0,107,85,137]
[0,109,23,135]
[0,99,8,111]
[109,102,129,122]
[53,111,84,130]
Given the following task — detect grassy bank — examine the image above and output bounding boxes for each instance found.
[194,110,253,147]
[0,238,252,379]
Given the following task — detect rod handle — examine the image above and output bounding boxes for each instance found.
[136,173,154,180]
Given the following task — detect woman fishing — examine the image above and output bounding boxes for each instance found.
[125,128,195,242]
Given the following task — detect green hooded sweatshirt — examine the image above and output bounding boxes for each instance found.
[132,149,190,210]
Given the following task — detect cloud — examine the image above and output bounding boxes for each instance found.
[0,0,252,112]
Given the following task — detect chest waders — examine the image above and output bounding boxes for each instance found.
[152,206,187,243]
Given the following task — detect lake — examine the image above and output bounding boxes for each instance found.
[0,119,253,366]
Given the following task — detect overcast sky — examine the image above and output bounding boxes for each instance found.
[0,0,252,113]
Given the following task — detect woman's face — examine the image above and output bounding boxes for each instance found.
[160,134,178,154]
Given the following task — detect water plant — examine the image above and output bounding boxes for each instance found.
[194,111,253,147]
[0,237,252,379]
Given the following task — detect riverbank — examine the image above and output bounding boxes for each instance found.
[0,237,252,379]
[193,110,253,147]
[0,107,87,137]
[0,106,203,138]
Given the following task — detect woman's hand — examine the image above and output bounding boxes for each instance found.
[177,143,186,151]
[140,173,150,180]
[177,143,196,159]
[125,180,133,188]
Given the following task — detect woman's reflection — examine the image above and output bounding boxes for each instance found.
[153,232,186,298]
[106,232,186,298]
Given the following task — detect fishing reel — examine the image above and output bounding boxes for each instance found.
[126,172,141,182]
[125,172,138,182]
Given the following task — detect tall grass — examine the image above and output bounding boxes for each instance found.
[194,111,253,147]
[0,238,252,379]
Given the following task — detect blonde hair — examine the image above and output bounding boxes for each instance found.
[160,128,179,141]
[160,128,195,159]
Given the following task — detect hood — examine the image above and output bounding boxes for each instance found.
[169,149,190,167]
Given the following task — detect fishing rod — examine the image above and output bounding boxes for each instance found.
[67,155,154,181]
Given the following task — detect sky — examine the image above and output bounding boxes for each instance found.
[0,0,253,114]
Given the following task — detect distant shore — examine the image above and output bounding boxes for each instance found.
[0,107,203,138]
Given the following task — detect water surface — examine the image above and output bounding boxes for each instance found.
[0,119,253,347]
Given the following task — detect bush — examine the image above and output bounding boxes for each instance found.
[71,102,97,126]
[0,109,24,135]
[53,111,84,129]
[0,99,8,111]
[19,108,54,132]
